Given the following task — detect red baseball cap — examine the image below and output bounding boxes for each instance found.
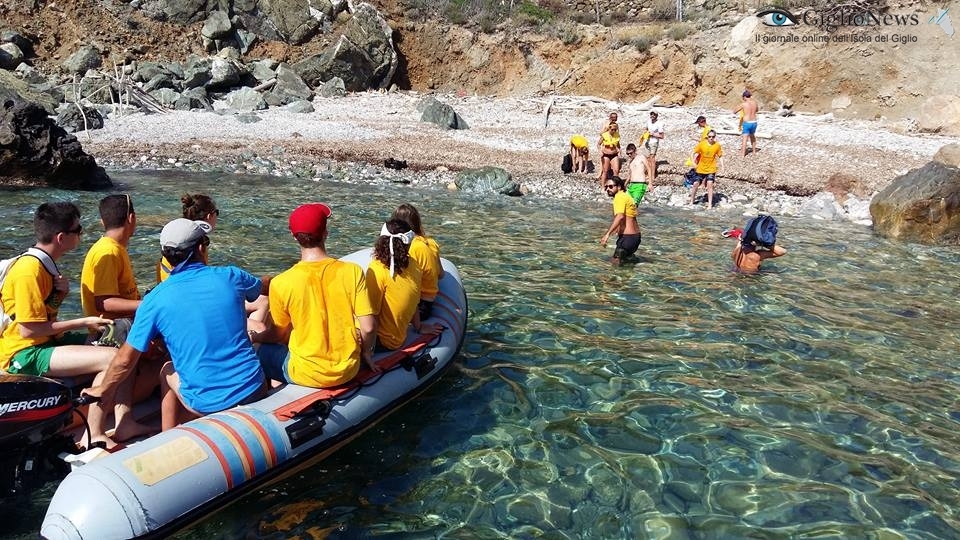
[722,227,744,239]
[289,203,331,236]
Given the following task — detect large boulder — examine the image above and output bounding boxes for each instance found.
[917,95,960,136]
[725,17,759,67]
[870,154,960,244]
[232,0,328,45]
[0,100,111,189]
[292,3,396,91]
[418,96,469,130]
[0,70,59,114]
[455,166,521,196]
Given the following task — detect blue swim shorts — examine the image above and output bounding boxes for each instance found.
[742,121,758,136]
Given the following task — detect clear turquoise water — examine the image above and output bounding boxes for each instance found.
[3,170,960,539]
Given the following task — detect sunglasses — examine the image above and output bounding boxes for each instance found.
[65,224,83,235]
[212,209,220,216]
[604,184,616,189]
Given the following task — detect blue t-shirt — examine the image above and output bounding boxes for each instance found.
[127,262,263,414]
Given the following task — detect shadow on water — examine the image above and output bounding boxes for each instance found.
[2,169,960,538]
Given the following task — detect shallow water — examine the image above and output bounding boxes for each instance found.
[2,170,959,539]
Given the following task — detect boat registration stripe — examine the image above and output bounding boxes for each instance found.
[225,410,283,467]
[176,426,236,489]
[200,417,257,480]
[432,301,462,337]
[207,414,271,474]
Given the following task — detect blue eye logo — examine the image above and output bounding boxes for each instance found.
[757,7,799,27]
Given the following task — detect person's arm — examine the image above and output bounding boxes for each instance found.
[717,156,724,175]
[761,245,787,260]
[96,295,140,318]
[81,343,142,402]
[600,214,625,246]
[259,275,272,296]
[358,314,379,371]
[19,317,112,338]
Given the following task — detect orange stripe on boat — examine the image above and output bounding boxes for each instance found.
[199,417,256,480]
[176,426,235,489]
[224,410,278,468]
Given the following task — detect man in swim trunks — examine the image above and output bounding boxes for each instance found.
[624,143,649,204]
[642,111,665,183]
[599,176,641,266]
[734,90,759,157]
[569,134,590,173]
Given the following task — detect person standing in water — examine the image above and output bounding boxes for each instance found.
[599,176,641,266]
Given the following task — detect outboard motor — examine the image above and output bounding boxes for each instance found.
[0,373,75,500]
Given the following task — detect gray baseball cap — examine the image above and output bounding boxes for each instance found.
[160,218,211,250]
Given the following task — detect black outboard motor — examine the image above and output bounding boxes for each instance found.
[0,373,75,500]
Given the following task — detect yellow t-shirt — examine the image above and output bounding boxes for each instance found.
[0,257,57,368]
[366,258,422,350]
[613,190,638,218]
[81,236,140,317]
[694,140,723,174]
[570,134,589,149]
[269,259,374,388]
[409,236,441,301]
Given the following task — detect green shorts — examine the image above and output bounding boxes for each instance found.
[627,182,648,204]
[8,333,88,376]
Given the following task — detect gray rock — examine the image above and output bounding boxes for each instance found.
[934,143,960,168]
[213,86,266,112]
[76,74,117,104]
[250,59,277,82]
[62,44,102,74]
[270,63,313,103]
[0,43,24,70]
[149,87,181,107]
[319,77,346,97]
[174,87,211,110]
[233,0,324,44]
[56,104,105,133]
[138,0,209,24]
[236,29,258,54]
[235,113,262,123]
[206,57,243,90]
[1,30,32,56]
[0,100,111,189]
[285,100,315,113]
[798,191,842,220]
[142,72,177,93]
[201,10,233,40]
[419,96,469,130]
[870,161,960,244]
[14,63,48,85]
[455,166,521,196]
[292,3,397,91]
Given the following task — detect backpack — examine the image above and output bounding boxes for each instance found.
[742,215,778,248]
[0,248,60,332]
[561,153,573,174]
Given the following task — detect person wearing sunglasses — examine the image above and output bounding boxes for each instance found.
[599,176,641,266]
[688,130,724,208]
[1,201,139,447]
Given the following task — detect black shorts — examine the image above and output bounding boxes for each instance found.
[614,233,641,259]
[695,172,716,184]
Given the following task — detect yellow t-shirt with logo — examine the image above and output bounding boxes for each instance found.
[613,191,638,218]
[366,258,422,350]
[81,236,140,317]
[268,259,374,388]
[409,236,441,301]
[694,140,723,174]
[0,257,57,368]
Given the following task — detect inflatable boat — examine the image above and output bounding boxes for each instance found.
[33,250,467,540]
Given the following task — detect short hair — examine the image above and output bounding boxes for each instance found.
[34,202,80,243]
[293,232,324,249]
[99,194,133,229]
[610,176,627,189]
[626,143,637,151]
[707,130,717,137]
[181,193,216,221]
[391,203,425,237]
[373,219,412,275]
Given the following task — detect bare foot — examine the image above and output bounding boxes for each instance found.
[110,420,159,443]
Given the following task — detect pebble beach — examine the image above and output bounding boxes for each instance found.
[82,91,960,225]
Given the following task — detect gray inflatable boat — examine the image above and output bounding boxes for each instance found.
[41,250,467,540]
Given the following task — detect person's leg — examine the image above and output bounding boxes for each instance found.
[245,295,269,322]
[598,156,611,185]
[741,135,747,157]
[46,344,115,377]
[706,178,715,207]
[257,343,291,386]
[611,155,621,178]
[647,154,657,182]
[750,134,757,155]
[159,362,201,431]
[689,179,700,204]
